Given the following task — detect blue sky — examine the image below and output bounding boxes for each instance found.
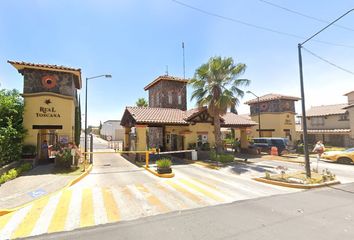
[1,0,354,125]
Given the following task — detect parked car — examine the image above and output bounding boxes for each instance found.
[322,148,354,164]
[251,137,290,155]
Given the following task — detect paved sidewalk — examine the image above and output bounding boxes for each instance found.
[0,164,75,209]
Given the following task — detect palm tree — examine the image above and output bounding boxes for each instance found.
[190,56,250,153]
[136,98,148,107]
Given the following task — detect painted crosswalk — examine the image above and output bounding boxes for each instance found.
[0,174,298,239]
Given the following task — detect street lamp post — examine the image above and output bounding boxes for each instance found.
[84,74,112,163]
[298,8,354,178]
[247,91,261,137]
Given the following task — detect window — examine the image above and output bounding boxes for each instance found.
[311,117,324,126]
[156,93,159,106]
[339,113,349,121]
[178,94,182,105]
[168,92,172,104]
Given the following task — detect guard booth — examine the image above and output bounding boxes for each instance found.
[8,61,82,165]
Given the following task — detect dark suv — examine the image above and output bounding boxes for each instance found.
[251,137,290,155]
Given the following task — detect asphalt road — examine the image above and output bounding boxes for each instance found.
[4,137,352,239]
[28,182,354,240]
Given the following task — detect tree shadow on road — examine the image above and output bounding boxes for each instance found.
[228,162,278,175]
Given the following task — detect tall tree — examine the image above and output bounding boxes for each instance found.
[190,56,250,153]
[136,98,148,107]
[75,96,81,146]
[230,104,238,139]
[0,89,26,164]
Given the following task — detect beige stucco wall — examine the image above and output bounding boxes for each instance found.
[347,108,354,138]
[23,94,75,146]
[249,112,296,140]
[165,123,216,149]
[346,92,354,105]
[307,115,350,130]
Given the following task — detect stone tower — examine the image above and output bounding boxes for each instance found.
[144,75,188,110]
[8,61,81,164]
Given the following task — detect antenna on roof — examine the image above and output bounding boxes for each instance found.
[165,65,169,76]
[182,42,186,79]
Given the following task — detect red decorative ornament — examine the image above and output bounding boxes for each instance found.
[41,75,57,89]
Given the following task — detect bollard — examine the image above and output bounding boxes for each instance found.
[145,151,149,168]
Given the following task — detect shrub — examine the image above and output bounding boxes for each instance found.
[201,142,210,151]
[210,150,234,163]
[53,143,81,168]
[55,148,73,168]
[22,145,36,157]
[156,158,172,168]
[188,143,196,150]
[0,162,32,184]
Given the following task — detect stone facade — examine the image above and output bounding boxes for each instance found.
[21,69,77,98]
[250,99,296,115]
[148,127,163,149]
[148,80,187,110]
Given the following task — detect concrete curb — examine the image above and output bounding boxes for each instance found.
[253,177,340,189]
[0,164,93,217]
[143,166,175,178]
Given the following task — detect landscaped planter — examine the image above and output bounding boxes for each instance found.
[157,167,172,174]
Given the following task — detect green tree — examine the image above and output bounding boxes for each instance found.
[136,98,148,107]
[0,89,26,165]
[74,96,81,146]
[190,56,250,153]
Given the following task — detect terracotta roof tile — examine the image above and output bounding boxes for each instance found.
[123,107,257,127]
[244,93,300,105]
[144,75,188,90]
[221,112,257,126]
[296,128,350,133]
[306,103,348,117]
[126,107,188,125]
[7,60,81,72]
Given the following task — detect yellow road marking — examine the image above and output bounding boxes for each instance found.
[47,190,72,233]
[0,212,14,231]
[164,181,205,205]
[136,184,169,213]
[179,179,223,202]
[191,177,222,192]
[80,188,94,227]
[11,197,50,239]
[155,183,188,209]
[102,189,120,223]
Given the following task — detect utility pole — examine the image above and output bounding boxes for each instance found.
[298,8,354,178]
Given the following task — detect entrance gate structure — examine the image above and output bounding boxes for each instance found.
[120,106,257,154]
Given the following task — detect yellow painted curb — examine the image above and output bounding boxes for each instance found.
[0,164,93,217]
[67,164,93,187]
[143,166,175,178]
[253,177,340,189]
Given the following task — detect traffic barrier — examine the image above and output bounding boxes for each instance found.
[271,146,278,156]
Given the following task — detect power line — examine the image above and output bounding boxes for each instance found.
[302,46,354,76]
[258,0,354,32]
[171,0,354,48]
